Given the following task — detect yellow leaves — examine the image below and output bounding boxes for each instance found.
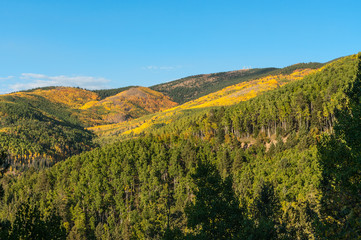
[79,87,178,126]
[63,222,70,231]
[80,101,98,110]
[137,86,164,97]
[174,68,316,110]
[54,145,62,154]
[2,86,179,130]
[124,122,151,135]
[31,87,100,108]
[0,127,10,133]
[89,68,319,142]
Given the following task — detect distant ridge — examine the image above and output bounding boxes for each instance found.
[150,68,277,104]
[92,86,136,100]
[63,62,323,105]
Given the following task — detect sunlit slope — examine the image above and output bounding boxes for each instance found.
[156,54,361,144]
[27,87,100,108]
[0,86,177,169]
[150,62,323,104]
[0,88,91,125]
[81,87,178,123]
[151,68,277,103]
[92,86,135,99]
[6,86,178,125]
[90,68,318,142]
[3,87,103,126]
[178,68,316,109]
[0,89,96,170]
[0,86,178,129]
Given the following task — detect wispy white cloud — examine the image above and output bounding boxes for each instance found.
[142,65,182,71]
[20,73,48,79]
[0,76,14,80]
[143,66,158,70]
[0,73,111,93]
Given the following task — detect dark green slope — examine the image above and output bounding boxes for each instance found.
[152,56,353,139]
[0,94,96,170]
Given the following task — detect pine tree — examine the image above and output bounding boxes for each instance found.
[317,54,361,239]
[185,160,251,239]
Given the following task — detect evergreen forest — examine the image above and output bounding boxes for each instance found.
[0,53,360,239]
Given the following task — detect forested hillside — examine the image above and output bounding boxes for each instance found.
[150,63,323,104]
[0,86,177,171]
[152,55,358,141]
[0,91,96,171]
[150,67,277,103]
[90,66,318,144]
[0,53,359,239]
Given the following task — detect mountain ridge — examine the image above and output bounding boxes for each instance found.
[89,66,321,143]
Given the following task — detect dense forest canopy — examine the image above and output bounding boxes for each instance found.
[0,86,178,172]
[0,93,96,171]
[91,67,319,146]
[0,53,360,239]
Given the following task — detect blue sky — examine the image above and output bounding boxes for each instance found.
[0,0,360,93]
